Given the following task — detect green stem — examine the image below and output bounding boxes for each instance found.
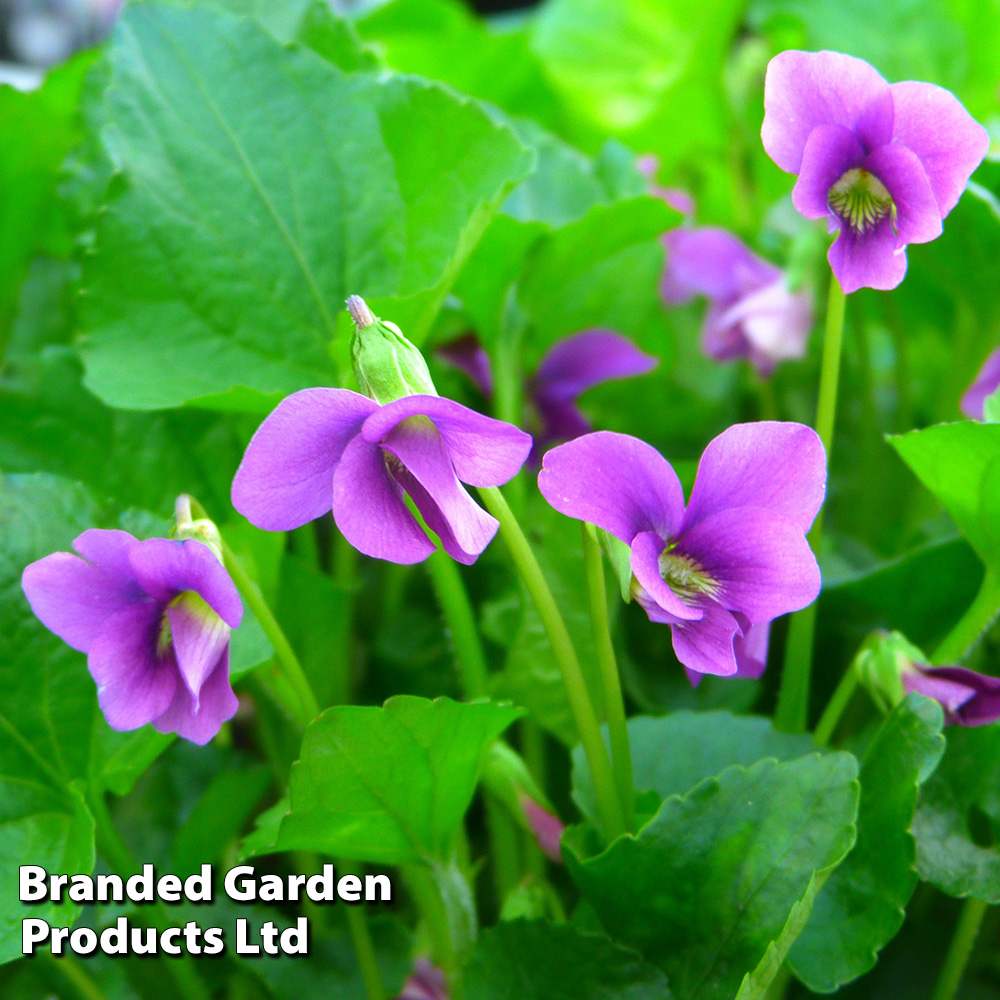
[581,524,634,832]
[44,953,107,1000]
[931,898,989,1000]
[813,666,859,748]
[344,886,387,1000]
[425,548,490,699]
[87,790,211,1000]
[934,571,1000,664]
[485,794,521,902]
[220,538,320,725]
[775,276,847,733]
[478,485,626,841]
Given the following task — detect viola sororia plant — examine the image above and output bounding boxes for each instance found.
[1,0,999,997]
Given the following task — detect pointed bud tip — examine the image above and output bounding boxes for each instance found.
[346,295,376,329]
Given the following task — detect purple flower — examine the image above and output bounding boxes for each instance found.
[903,662,1000,727]
[437,330,657,461]
[538,423,825,677]
[663,227,813,376]
[21,532,242,745]
[232,389,532,565]
[763,50,989,294]
[961,347,1000,420]
[519,792,565,863]
[398,960,448,1000]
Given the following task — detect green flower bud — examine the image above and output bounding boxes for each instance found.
[347,295,438,404]
[173,494,225,564]
[854,630,924,713]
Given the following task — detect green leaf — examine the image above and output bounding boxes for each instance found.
[789,695,946,991]
[252,696,523,864]
[913,723,1000,902]
[0,473,175,963]
[465,919,673,999]
[889,422,1000,570]
[531,0,744,170]
[572,711,815,827]
[566,754,860,1000]
[78,1,530,410]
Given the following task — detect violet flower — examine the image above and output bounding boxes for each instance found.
[961,347,1000,420]
[232,389,531,565]
[21,531,242,745]
[663,227,813,376]
[437,330,657,461]
[538,423,825,677]
[398,960,448,1000]
[762,50,989,294]
[519,792,565,863]
[903,662,1000,727]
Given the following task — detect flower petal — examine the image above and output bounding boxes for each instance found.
[88,603,177,731]
[630,531,703,622]
[232,388,376,531]
[537,431,685,544]
[382,422,499,565]
[663,228,777,305]
[889,81,990,217]
[152,650,238,745]
[670,601,740,677]
[361,395,531,488]
[827,216,907,293]
[762,50,893,173]
[22,539,143,653]
[735,621,770,679]
[72,529,142,582]
[684,421,826,533]
[792,123,865,219]
[167,592,230,706]
[332,434,435,564]
[962,347,1000,420]
[129,539,243,628]
[864,143,942,246]
[532,399,592,459]
[679,507,821,623]
[533,331,658,402]
[435,334,495,398]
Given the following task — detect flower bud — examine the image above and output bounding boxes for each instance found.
[854,630,924,713]
[347,295,438,404]
[173,494,224,563]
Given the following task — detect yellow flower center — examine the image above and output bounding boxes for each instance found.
[657,547,719,602]
[828,168,895,234]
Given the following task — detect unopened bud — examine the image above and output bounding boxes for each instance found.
[348,295,438,404]
[854,630,923,713]
[173,494,224,563]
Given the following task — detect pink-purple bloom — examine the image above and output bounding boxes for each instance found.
[519,792,565,863]
[398,960,448,1000]
[763,50,989,293]
[22,532,242,745]
[232,389,532,565]
[663,227,813,376]
[437,330,657,461]
[904,662,1000,727]
[961,347,1000,420]
[538,423,825,677]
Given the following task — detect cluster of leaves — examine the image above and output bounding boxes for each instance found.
[2,0,1000,998]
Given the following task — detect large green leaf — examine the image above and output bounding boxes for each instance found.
[465,919,672,999]
[889,422,1000,570]
[78,1,530,410]
[566,754,860,1000]
[913,723,1000,903]
[0,474,172,963]
[572,711,815,827]
[789,695,946,991]
[248,696,523,864]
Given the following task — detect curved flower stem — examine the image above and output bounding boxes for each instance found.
[812,666,858,748]
[933,571,1000,664]
[220,538,321,726]
[344,879,387,1000]
[581,524,635,833]
[775,276,847,733]
[478,485,626,841]
[425,549,490,699]
[87,789,211,1000]
[931,897,989,1000]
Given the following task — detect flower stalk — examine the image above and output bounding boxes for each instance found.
[478,485,626,841]
[581,522,635,832]
[776,276,846,732]
[933,571,1000,664]
[931,897,989,1000]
